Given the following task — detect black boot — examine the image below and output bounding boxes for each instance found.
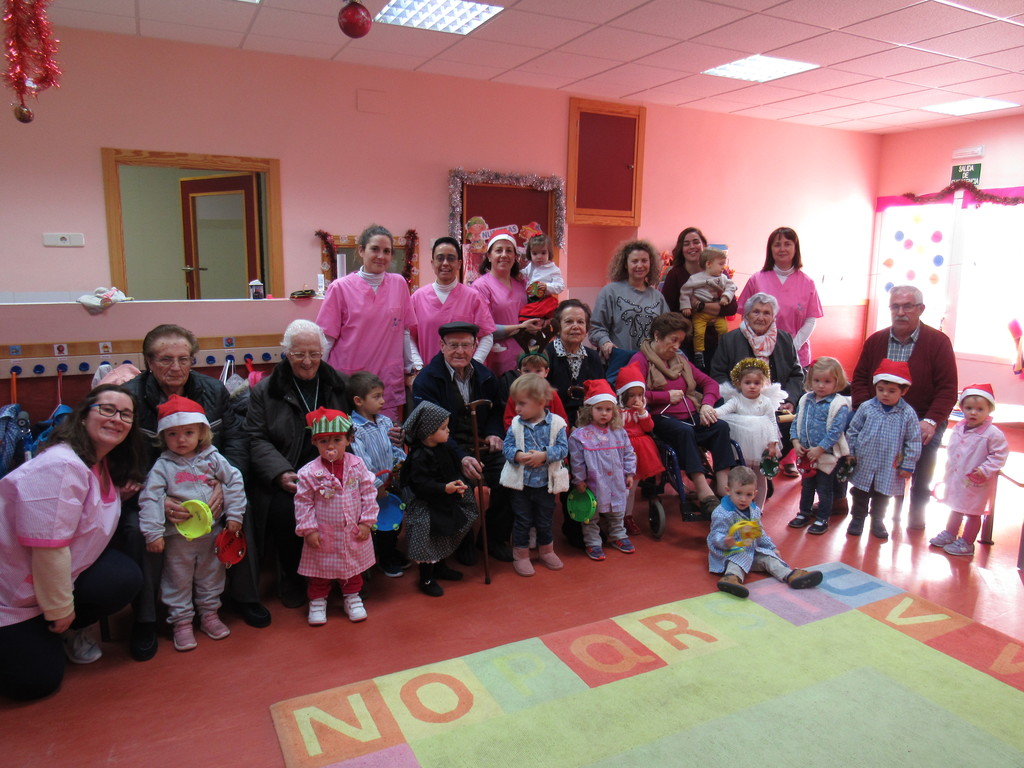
[434,559,463,581]
[418,563,444,597]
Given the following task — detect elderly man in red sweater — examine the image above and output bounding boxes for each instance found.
[851,285,958,530]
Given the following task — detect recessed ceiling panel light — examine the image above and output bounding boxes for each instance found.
[376,0,503,35]
[703,54,817,83]
[231,0,260,4]
[924,97,1019,116]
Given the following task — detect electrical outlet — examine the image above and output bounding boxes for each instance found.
[42,233,85,247]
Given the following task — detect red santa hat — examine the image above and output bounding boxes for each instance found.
[960,383,996,408]
[614,363,646,398]
[306,407,353,439]
[583,379,617,406]
[156,395,209,433]
[872,359,912,387]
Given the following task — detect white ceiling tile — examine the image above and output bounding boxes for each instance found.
[731,104,807,118]
[773,67,873,92]
[913,20,1024,59]
[676,97,754,112]
[824,78,924,100]
[331,48,428,71]
[714,83,809,105]
[471,9,597,48]
[814,101,906,118]
[138,20,244,47]
[767,31,891,66]
[248,7,361,45]
[892,60,1008,87]
[610,0,748,39]
[634,90,694,105]
[972,46,1024,71]
[337,23,458,58]
[718,0,791,10]
[50,8,139,34]
[516,51,618,78]
[764,0,921,30]
[633,41,749,73]
[781,113,849,125]
[770,92,860,110]
[138,0,256,31]
[570,63,687,91]
[947,71,1024,96]
[261,0,352,14]
[842,3,992,46]
[874,87,977,107]
[558,27,678,62]
[416,59,508,80]
[953,0,1024,18]
[497,70,580,89]
[868,108,964,124]
[651,73,750,98]
[827,118,891,130]
[690,14,828,54]
[242,33,342,60]
[53,0,136,15]
[835,47,957,77]
[435,38,546,68]
[511,0,650,24]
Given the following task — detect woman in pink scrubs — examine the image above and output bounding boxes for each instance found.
[410,236,496,367]
[316,224,417,421]
[0,385,145,700]
[737,227,823,369]
[470,234,543,377]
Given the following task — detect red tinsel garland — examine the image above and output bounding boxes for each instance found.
[3,0,60,105]
[903,179,1024,206]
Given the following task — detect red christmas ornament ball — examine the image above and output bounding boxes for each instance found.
[14,104,34,123]
[338,2,372,38]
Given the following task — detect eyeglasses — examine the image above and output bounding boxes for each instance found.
[433,254,461,263]
[445,341,475,350]
[889,303,923,313]
[287,352,323,362]
[90,403,135,423]
[152,356,192,369]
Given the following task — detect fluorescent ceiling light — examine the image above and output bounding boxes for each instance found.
[923,97,1019,116]
[376,0,503,35]
[703,54,817,83]
[231,0,259,4]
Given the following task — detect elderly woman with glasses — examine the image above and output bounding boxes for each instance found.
[117,324,267,662]
[246,319,350,610]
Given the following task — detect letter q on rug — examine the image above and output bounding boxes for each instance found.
[271,563,1024,767]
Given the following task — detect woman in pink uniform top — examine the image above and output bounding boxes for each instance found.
[737,227,822,368]
[470,233,544,377]
[410,236,496,368]
[316,224,417,421]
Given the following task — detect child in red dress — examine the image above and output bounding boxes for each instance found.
[615,363,665,536]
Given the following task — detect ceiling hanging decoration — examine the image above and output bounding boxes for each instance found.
[2,0,61,123]
[338,1,372,39]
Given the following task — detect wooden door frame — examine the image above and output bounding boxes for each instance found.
[101,148,283,297]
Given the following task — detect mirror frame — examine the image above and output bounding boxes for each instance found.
[101,148,284,297]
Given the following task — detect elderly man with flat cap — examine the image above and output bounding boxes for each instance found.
[411,321,514,562]
[851,285,957,529]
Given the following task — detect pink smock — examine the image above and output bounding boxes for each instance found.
[0,445,121,627]
[941,417,1009,515]
[471,271,528,376]
[738,270,823,367]
[410,282,497,367]
[316,271,416,420]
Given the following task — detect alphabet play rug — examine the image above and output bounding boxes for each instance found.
[271,563,1024,767]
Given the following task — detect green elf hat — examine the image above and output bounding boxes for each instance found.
[306,407,352,440]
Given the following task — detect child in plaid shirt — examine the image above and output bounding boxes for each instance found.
[846,359,921,540]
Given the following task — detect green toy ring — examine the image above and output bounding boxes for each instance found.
[566,488,598,523]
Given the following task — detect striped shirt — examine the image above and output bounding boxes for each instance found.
[351,411,406,489]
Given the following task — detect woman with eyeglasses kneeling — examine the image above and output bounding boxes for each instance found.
[246,320,350,611]
[116,324,268,662]
[0,385,145,700]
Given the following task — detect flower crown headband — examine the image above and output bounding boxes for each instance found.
[729,357,771,387]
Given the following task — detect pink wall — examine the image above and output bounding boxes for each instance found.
[876,115,1024,404]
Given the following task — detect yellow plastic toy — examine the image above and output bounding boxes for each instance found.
[175,499,214,540]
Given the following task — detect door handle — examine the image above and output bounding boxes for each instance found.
[181,266,209,271]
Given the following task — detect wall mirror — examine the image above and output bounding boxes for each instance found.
[101,148,283,300]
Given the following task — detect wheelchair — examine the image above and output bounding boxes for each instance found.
[640,437,745,540]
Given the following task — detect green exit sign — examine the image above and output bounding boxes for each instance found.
[951,163,982,184]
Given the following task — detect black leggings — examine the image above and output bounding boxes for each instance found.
[0,548,141,701]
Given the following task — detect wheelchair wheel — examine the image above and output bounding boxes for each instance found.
[648,498,666,540]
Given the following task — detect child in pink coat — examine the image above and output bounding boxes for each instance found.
[295,408,378,625]
[929,384,1008,557]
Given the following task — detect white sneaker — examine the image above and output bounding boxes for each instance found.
[343,593,367,622]
[307,598,328,626]
[63,627,102,664]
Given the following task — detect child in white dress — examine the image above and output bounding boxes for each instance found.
[714,357,784,507]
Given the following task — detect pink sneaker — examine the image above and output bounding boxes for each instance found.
[200,611,231,640]
[172,621,197,652]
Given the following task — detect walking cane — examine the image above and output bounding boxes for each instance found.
[467,398,492,585]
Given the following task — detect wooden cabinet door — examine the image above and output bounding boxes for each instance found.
[567,98,645,226]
